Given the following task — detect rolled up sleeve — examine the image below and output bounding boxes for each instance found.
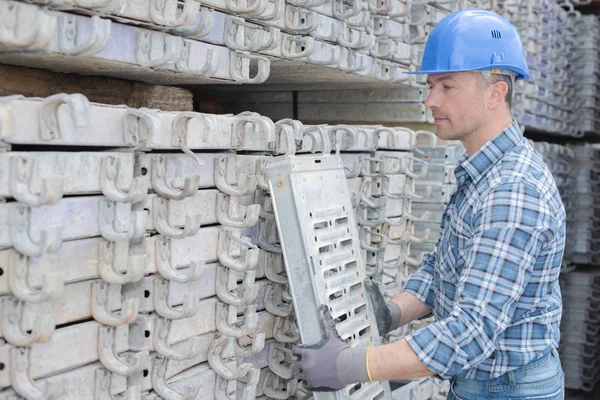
[404,181,556,378]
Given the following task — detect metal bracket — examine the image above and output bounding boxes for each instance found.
[152,357,200,400]
[95,369,142,400]
[338,22,364,48]
[258,218,282,253]
[230,51,271,84]
[275,119,303,156]
[217,228,259,272]
[149,0,200,28]
[214,375,236,400]
[98,325,148,375]
[216,193,260,228]
[224,17,269,52]
[155,236,205,283]
[99,199,147,241]
[153,277,199,319]
[359,227,388,253]
[216,302,258,338]
[272,315,300,343]
[216,266,259,307]
[265,283,293,317]
[150,155,199,200]
[304,125,332,154]
[268,342,298,380]
[216,368,260,400]
[333,0,362,18]
[233,111,277,150]
[176,43,220,76]
[10,205,63,257]
[92,281,139,326]
[135,31,182,68]
[329,125,356,152]
[264,253,287,284]
[101,156,148,203]
[172,6,215,38]
[360,155,384,177]
[98,240,146,284]
[356,202,386,227]
[152,196,202,239]
[39,93,90,142]
[340,48,366,73]
[208,335,253,380]
[256,0,285,20]
[360,181,387,209]
[387,228,431,245]
[9,155,63,207]
[2,298,55,346]
[10,347,59,400]
[256,157,271,191]
[122,108,160,149]
[8,251,64,303]
[153,317,202,360]
[214,156,259,197]
[263,370,298,399]
[285,6,317,33]
[0,1,56,51]
[281,34,315,59]
[58,15,111,56]
[234,333,266,357]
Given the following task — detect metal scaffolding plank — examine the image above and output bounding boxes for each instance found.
[267,153,391,400]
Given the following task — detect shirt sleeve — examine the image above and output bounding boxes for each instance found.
[402,250,436,311]
[404,181,556,379]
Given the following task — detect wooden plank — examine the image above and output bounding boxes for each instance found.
[0,64,193,111]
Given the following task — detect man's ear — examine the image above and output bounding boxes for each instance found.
[488,80,509,110]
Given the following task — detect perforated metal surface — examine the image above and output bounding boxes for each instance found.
[267,154,392,400]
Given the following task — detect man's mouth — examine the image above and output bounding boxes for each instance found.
[433,116,448,123]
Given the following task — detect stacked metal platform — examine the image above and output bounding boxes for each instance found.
[0,93,307,399]
[0,0,455,87]
[559,268,600,392]
[563,144,600,266]
[573,14,600,135]
[528,140,576,273]
[499,0,579,136]
[0,92,456,399]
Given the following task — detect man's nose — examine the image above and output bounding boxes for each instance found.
[424,88,440,109]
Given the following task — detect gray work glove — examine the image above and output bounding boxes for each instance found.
[364,279,402,336]
[292,305,369,392]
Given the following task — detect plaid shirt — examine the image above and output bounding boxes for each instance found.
[403,121,565,380]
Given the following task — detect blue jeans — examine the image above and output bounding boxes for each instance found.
[447,349,565,400]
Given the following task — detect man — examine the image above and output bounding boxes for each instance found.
[294,9,566,400]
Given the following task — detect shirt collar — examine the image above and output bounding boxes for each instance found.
[454,120,523,187]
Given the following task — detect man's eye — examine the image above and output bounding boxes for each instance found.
[444,85,454,90]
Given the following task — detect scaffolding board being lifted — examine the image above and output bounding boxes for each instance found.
[266,149,392,400]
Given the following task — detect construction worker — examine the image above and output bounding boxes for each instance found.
[293,9,566,400]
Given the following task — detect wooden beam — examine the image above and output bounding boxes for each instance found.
[0,64,193,111]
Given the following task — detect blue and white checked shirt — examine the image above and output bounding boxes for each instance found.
[403,121,565,380]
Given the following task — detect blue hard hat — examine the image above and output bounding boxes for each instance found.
[407,9,530,80]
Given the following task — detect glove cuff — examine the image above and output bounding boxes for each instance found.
[336,347,369,385]
[388,301,402,332]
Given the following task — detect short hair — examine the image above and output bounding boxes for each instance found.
[475,72,513,111]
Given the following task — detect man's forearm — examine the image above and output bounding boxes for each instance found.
[369,339,435,381]
[390,292,432,327]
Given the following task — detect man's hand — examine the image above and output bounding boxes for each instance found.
[364,279,403,335]
[292,305,369,391]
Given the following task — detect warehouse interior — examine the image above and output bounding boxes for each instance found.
[1,0,599,399]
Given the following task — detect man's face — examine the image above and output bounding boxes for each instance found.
[424,72,488,141]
